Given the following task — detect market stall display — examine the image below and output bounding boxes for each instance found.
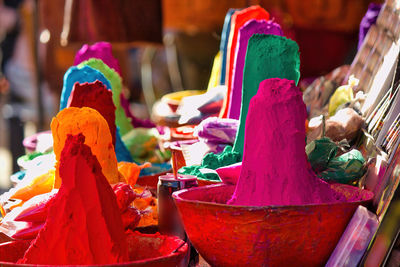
[3,1,400,266]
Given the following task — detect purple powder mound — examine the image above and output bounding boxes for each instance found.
[229,78,345,206]
[74,42,122,76]
[227,20,283,120]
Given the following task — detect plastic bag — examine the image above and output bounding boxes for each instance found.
[306,137,365,184]
[319,149,366,184]
[194,117,238,144]
[306,137,338,173]
[328,75,358,116]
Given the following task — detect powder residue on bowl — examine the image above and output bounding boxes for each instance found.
[233,34,301,158]
[19,134,128,264]
[229,78,345,206]
[126,230,184,261]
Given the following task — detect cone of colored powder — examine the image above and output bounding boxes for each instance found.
[227,19,283,119]
[229,78,343,206]
[233,34,300,157]
[19,134,129,264]
[60,65,112,110]
[74,42,122,76]
[219,5,270,118]
[74,42,154,130]
[51,107,119,187]
[78,58,133,136]
[68,81,116,146]
[220,9,237,85]
[67,80,133,162]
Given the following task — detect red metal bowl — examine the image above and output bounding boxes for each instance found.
[136,170,170,189]
[173,183,373,267]
[0,232,187,267]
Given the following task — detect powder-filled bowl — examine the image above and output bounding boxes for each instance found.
[173,183,373,267]
[0,232,188,267]
[136,170,170,189]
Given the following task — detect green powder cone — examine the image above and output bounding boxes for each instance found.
[233,34,300,157]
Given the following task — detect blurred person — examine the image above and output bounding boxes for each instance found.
[1,0,35,173]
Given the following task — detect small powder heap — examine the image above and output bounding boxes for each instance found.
[68,81,116,146]
[227,19,283,119]
[51,107,119,186]
[19,134,128,264]
[219,5,270,118]
[233,34,301,157]
[229,78,344,206]
[179,146,240,181]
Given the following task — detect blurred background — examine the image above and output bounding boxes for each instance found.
[0,0,381,192]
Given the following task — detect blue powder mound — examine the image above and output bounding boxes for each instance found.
[60,65,112,110]
[115,128,133,162]
[220,9,238,85]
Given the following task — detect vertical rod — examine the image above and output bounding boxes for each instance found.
[33,0,44,131]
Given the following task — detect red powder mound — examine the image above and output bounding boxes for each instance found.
[229,78,345,206]
[19,134,129,264]
[67,81,116,146]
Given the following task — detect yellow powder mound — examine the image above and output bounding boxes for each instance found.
[51,107,119,187]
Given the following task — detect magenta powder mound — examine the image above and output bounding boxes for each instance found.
[229,78,344,206]
[227,20,283,120]
[74,42,122,76]
[216,162,242,185]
